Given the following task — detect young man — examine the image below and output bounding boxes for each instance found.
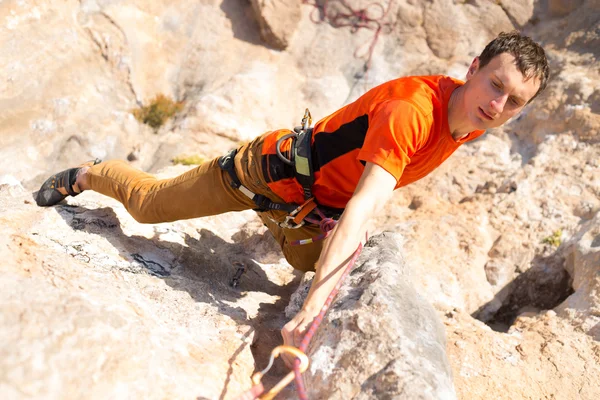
[36,31,549,359]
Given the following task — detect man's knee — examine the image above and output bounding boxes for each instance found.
[283,245,320,272]
[126,199,165,224]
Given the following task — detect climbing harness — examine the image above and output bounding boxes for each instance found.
[218,109,340,235]
[224,108,368,398]
[275,109,315,201]
[218,150,298,215]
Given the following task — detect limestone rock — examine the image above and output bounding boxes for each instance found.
[497,0,535,27]
[423,0,461,59]
[445,309,600,400]
[484,234,534,288]
[556,212,600,338]
[288,233,456,399]
[548,0,585,17]
[0,167,297,400]
[2,0,600,399]
[250,0,301,50]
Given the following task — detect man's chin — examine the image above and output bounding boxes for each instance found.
[471,117,491,130]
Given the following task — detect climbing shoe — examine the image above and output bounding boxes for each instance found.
[35,159,102,207]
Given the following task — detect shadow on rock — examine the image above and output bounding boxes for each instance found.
[220,0,264,47]
[54,203,302,390]
[473,249,574,332]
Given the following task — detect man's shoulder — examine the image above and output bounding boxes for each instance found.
[369,75,459,116]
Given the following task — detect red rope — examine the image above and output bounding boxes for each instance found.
[289,204,366,399]
[234,211,363,399]
[301,0,396,72]
[293,241,364,399]
[290,208,336,246]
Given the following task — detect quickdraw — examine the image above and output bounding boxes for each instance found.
[234,345,309,400]
[233,241,364,400]
[227,110,364,399]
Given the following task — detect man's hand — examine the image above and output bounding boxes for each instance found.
[281,308,319,368]
[279,162,397,369]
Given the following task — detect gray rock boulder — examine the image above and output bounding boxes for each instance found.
[497,0,535,27]
[556,212,600,338]
[249,0,301,50]
[287,232,456,400]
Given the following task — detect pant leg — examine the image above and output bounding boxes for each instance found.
[236,132,326,272]
[86,130,327,271]
[258,210,324,272]
[86,157,256,224]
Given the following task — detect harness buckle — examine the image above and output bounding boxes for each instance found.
[279,215,305,229]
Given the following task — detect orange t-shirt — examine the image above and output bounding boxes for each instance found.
[262,75,485,209]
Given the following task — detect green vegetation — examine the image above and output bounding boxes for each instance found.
[132,94,184,129]
[172,155,205,166]
[542,229,563,247]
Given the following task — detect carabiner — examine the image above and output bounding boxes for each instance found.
[251,346,309,400]
[279,215,305,229]
[301,108,312,131]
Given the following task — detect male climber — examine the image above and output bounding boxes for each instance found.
[36,31,549,364]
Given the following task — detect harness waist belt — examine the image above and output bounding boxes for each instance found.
[218,148,343,221]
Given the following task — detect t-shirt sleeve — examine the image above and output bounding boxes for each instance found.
[357,100,429,182]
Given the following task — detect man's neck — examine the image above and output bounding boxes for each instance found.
[448,84,475,140]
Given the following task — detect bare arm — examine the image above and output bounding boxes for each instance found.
[281,162,397,361]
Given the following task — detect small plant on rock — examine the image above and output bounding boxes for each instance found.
[542,229,563,247]
[132,94,184,130]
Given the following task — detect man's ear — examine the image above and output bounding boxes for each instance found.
[466,57,480,81]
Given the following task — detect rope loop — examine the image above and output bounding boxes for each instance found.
[302,0,396,72]
[319,217,337,233]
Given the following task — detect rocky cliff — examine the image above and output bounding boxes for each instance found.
[1,0,599,399]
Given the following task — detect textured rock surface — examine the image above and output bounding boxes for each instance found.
[556,212,600,339]
[250,0,301,50]
[445,308,600,400]
[0,175,298,400]
[1,0,600,399]
[286,233,456,399]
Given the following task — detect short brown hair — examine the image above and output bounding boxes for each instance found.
[479,31,549,102]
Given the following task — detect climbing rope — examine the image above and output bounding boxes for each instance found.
[234,211,365,399]
[290,207,337,246]
[301,0,396,73]
[293,240,364,399]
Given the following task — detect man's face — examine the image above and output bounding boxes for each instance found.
[463,53,541,129]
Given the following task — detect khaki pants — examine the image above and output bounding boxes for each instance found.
[86,132,323,272]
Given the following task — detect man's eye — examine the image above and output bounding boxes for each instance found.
[492,81,501,89]
[510,97,520,106]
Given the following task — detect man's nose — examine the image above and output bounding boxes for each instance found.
[490,94,508,115]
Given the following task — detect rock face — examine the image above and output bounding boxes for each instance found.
[2,0,600,399]
[249,0,301,50]
[556,212,600,339]
[0,175,297,400]
[287,233,456,399]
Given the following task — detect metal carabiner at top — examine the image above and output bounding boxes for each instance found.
[278,214,305,229]
[301,108,312,131]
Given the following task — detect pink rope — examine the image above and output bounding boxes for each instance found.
[293,242,364,399]
[302,0,396,72]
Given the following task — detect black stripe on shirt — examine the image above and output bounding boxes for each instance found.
[312,114,369,172]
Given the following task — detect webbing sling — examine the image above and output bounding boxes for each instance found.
[292,126,314,201]
[218,149,297,214]
[275,108,315,201]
